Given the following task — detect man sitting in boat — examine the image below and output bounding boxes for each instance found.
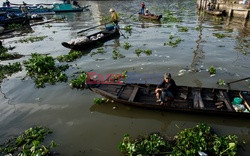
[6,0,10,7]
[72,0,81,8]
[155,73,177,105]
[144,8,151,16]
[109,8,119,29]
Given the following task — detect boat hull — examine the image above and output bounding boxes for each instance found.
[62,29,120,50]
[88,83,250,117]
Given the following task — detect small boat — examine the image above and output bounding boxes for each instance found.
[0,12,30,28]
[52,3,90,12]
[138,12,162,20]
[88,83,250,117]
[0,6,55,15]
[62,29,120,50]
[204,10,224,16]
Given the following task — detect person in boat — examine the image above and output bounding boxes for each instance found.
[20,4,28,16]
[109,8,119,29]
[144,8,151,16]
[155,73,177,105]
[72,0,81,8]
[141,2,145,14]
[6,0,10,7]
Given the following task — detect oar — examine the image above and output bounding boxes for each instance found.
[227,77,250,85]
[119,29,127,39]
[77,23,109,34]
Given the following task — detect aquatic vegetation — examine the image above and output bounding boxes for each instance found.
[7,23,22,30]
[195,26,203,31]
[70,72,87,89]
[213,33,226,38]
[178,26,188,32]
[0,126,57,155]
[93,97,109,104]
[100,15,111,24]
[57,50,83,62]
[123,42,131,50]
[124,25,132,33]
[134,49,152,56]
[164,35,182,47]
[90,47,105,57]
[18,36,47,43]
[112,50,125,60]
[243,50,247,55]
[217,79,226,86]
[0,62,22,82]
[44,24,52,28]
[23,53,68,88]
[119,123,239,156]
[162,10,180,23]
[209,66,216,75]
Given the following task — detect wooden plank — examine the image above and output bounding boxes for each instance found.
[239,92,250,111]
[128,86,139,102]
[95,88,118,99]
[219,91,235,112]
[192,89,204,109]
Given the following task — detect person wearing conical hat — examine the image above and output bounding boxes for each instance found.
[109,8,119,26]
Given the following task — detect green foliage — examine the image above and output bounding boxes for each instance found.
[164,35,182,47]
[18,36,47,43]
[23,53,68,88]
[100,15,111,24]
[112,50,125,60]
[0,46,22,60]
[0,62,22,82]
[119,123,239,156]
[7,23,22,30]
[162,10,180,23]
[0,126,56,155]
[124,25,132,33]
[123,42,131,50]
[217,79,226,86]
[70,72,87,89]
[119,133,172,155]
[209,66,216,75]
[134,49,152,57]
[214,33,226,38]
[122,70,127,78]
[57,50,83,62]
[44,24,52,28]
[93,97,108,104]
[90,47,105,57]
[178,26,189,32]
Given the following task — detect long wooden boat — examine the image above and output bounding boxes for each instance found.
[52,4,90,12]
[88,83,250,117]
[204,10,224,16]
[138,12,162,21]
[0,6,55,15]
[62,29,120,50]
[0,12,30,28]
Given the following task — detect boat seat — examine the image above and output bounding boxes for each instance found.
[219,91,235,112]
[239,91,250,111]
[128,86,139,102]
[192,88,204,109]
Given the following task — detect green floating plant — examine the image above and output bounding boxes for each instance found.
[18,36,47,43]
[134,48,152,56]
[112,50,125,60]
[209,66,216,75]
[0,126,57,155]
[70,72,87,89]
[23,53,68,88]
[57,50,83,62]
[123,42,131,50]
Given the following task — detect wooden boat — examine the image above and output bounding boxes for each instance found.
[0,12,30,28]
[138,12,162,21]
[88,83,250,117]
[204,10,224,16]
[52,4,90,12]
[0,6,55,15]
[61,29,120,50]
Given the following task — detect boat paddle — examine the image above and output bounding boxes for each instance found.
[77,23,111,34]
[227,77,250,85]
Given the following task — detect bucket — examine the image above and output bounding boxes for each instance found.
[232,97,243,105]
[105,24,114,31]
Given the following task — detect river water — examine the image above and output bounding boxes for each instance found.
[0,0,250,155]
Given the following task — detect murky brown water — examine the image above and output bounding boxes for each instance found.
[0,0,250,155]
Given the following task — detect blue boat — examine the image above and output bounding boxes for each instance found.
[0,6,55,15]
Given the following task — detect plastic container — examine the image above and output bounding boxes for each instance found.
[232,97,243,105]
[105,24,114,31]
